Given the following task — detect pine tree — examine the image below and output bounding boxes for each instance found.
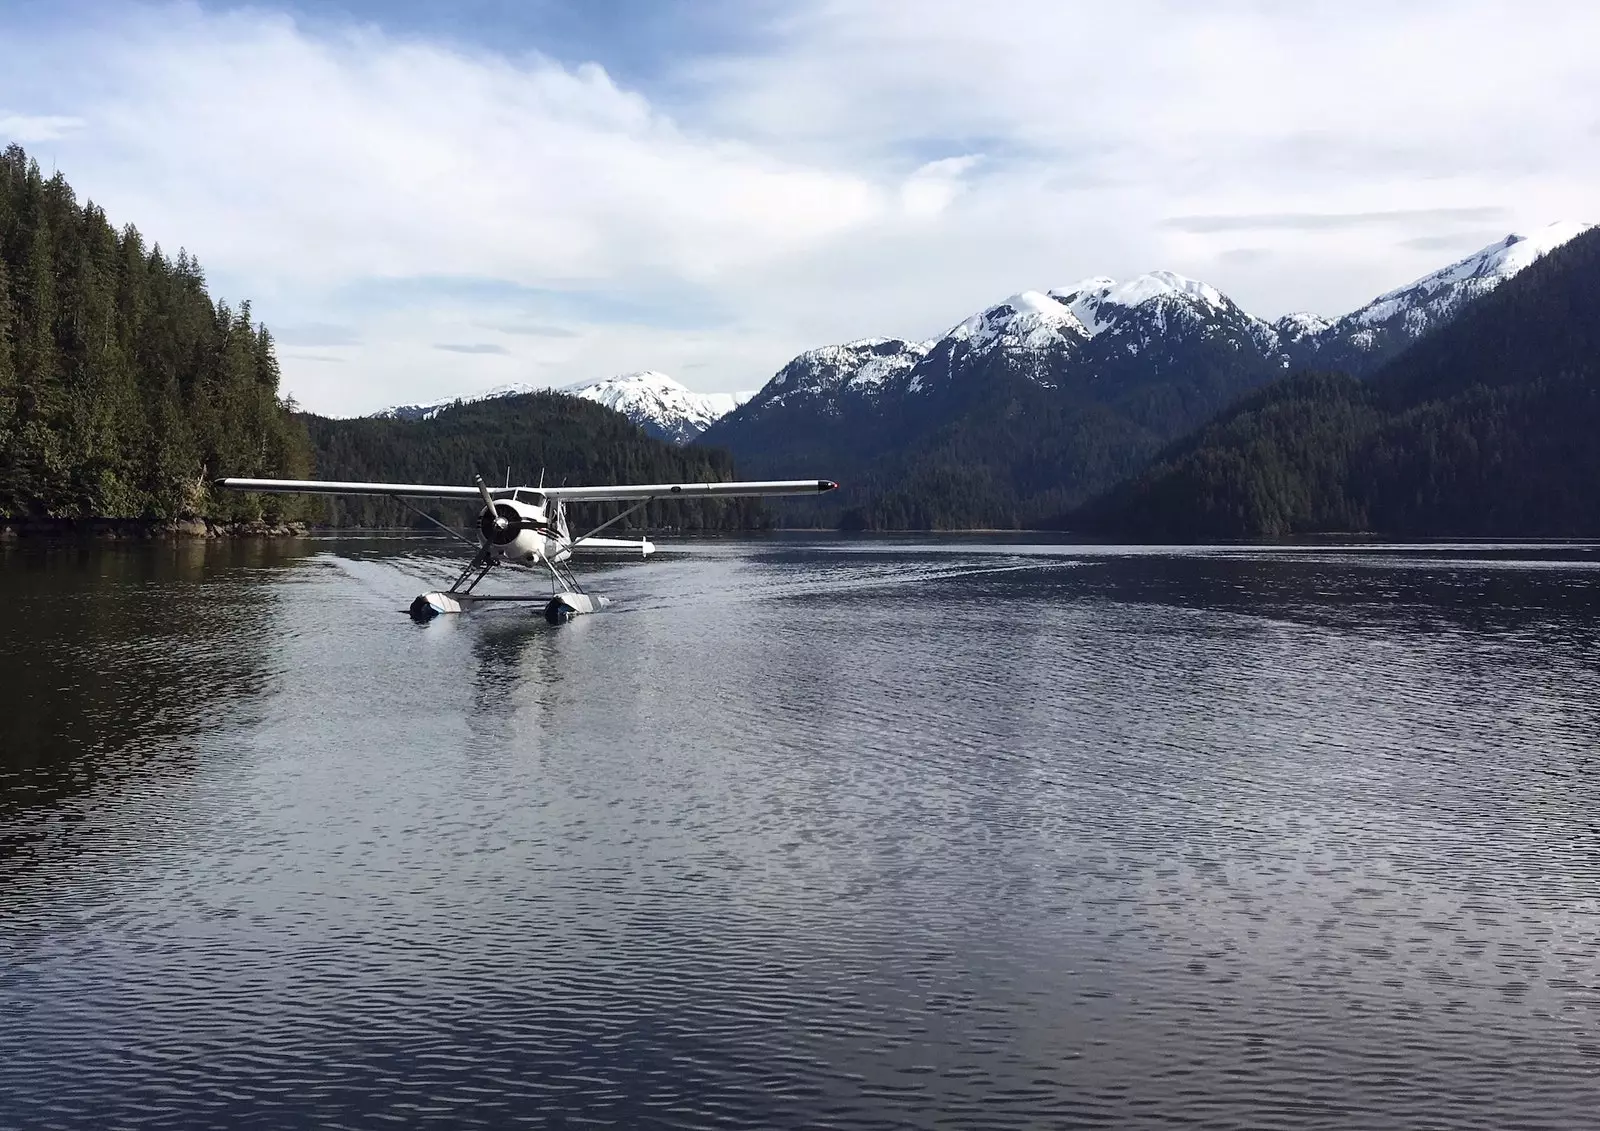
[0,145,315,523]
[0,253,16,453]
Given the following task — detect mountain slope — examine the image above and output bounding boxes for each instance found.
[1300,221,1593,373]
[306,391,766,530]
[1077,226,1600,539]
[702,224,1592,530]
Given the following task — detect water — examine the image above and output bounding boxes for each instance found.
[3,535,1600,1129]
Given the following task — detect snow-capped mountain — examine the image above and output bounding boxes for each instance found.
[1351,221,1592,333]
[1305,221,1595,371]
[759,339,931,413]
[730,268,1285,423]
[367,373,749,443]
[561,371,751,444]
[726,224,1593,429]
[706,222,1595,516]
[1050,272,1240,339]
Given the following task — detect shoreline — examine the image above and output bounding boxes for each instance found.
[0,518,311,540]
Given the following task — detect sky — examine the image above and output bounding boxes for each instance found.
[2,0,1597,416]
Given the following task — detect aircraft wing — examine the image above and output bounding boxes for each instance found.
[541,479,837,501]
[215,477,838,501]
[215,477,488,499]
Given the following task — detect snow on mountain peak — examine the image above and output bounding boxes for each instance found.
[945,290,1090,354]
[1047,271,1231,337]
[1352,220,1595,330]
[753,338,931,413]
[1274,311,1334,340]
[562,371,747,443]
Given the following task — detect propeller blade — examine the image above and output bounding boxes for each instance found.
[474,474,506,529]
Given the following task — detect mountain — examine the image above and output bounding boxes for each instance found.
[1291,220,1595,373]
[370,372,748,443]
[703,271,1303,528]
[701,223,1593,530]
[305,391,767,531]
[562,371,751,444]
[1076,225,1600,539]
[368,383,541,423]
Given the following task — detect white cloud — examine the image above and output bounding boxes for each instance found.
[0,113,86,142]
[900,156,981,220]
[0,1,1596,415]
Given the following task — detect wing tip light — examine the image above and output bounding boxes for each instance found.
[819,479,838,492]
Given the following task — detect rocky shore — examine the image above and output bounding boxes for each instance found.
[0,518,310,540]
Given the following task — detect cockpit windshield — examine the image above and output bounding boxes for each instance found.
[513,489,545,507]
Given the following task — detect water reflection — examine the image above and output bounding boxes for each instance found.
[0,538,314,859]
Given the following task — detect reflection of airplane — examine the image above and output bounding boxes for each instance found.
[216,475,838,623]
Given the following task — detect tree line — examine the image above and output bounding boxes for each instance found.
[305,392,771,533]
[0,144,314,524]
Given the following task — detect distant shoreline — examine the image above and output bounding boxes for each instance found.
[0,518,311,540]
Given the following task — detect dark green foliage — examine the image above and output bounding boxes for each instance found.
[0,145,313,522]
[1081,228,1600,539]
[304,391,769,532]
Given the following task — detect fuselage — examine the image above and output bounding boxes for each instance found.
[478,490,566,565]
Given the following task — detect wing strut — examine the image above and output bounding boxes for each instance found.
[391,495,478,548]
[567,497,655,550]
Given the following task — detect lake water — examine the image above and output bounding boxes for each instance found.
[3,536,1600,1129]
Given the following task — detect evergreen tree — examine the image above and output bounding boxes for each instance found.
[0,144,314,522]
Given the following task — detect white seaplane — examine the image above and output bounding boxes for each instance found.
[216,474,836,623]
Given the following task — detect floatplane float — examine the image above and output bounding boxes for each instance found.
[215,474,838,623]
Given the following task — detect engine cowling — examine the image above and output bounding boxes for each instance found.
[479,500,549,563]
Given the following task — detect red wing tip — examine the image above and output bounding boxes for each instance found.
[819,480,839,492]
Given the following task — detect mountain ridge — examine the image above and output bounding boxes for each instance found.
[700,222,1593,529]
[1074,224,1600,539]
[368,372,752,443]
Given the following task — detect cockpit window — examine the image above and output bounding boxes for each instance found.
[513,489,545,506]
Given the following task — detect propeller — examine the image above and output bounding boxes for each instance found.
[475,473,521,545]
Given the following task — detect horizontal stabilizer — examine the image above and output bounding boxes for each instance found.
[569,536,656,556]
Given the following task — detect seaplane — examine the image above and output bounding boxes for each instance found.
[215,474,837,624]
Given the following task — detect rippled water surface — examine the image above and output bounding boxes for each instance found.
[4,536,1600,1129]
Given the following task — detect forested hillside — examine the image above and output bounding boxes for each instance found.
[305,391,769,531]
[1077,227,1600,539]
[0,145,314,524]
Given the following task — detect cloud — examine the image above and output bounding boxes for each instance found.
[433,343,511,355]
[1164,207,1510,234]
[486,322,581,338]
[900,155,981,219]
[2,1,1597,415]
[1399,233,1504,252]
[0,113,85,142]
[273,321,362,346]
